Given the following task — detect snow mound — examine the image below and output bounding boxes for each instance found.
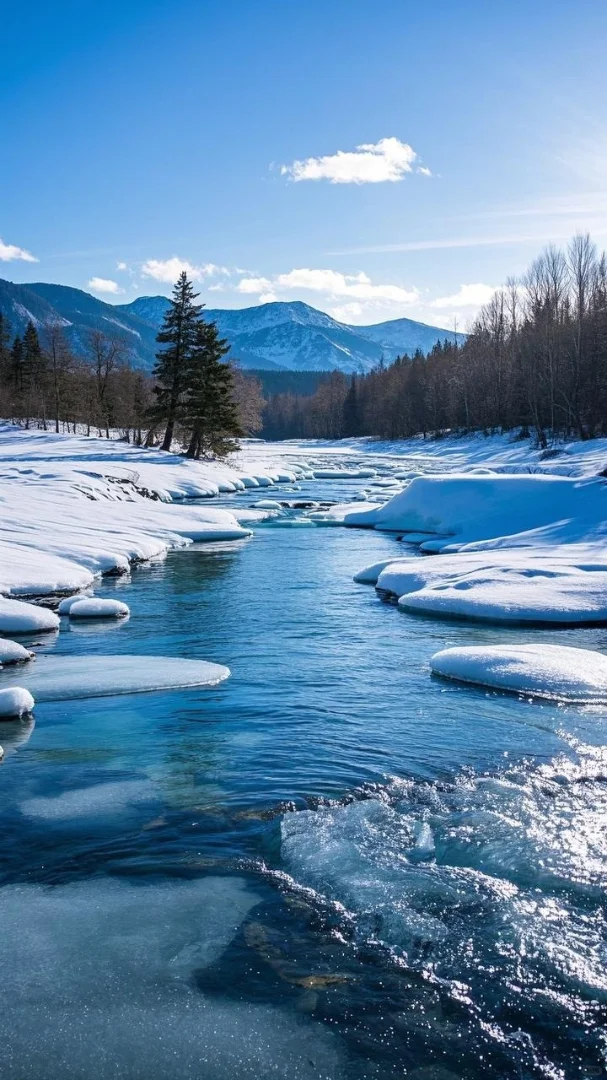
[0,655,230,702]
[0,687,35,717]
[398,564,607,624]
[57,594,92,614]
[252,500,283,510]
[430,643,607,702]
[0,597,59,634]
[67,598,130,619]
[0,638,34,665]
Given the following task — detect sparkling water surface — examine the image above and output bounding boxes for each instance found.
[0,463,605,1079]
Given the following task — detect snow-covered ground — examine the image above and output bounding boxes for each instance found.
[2,423,607,677]
[246,430,607,477]
[0,425,308,597]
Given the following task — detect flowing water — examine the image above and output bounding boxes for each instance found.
[0,462,606,1079]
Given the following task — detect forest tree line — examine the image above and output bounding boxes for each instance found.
[2,236,607,452]
[0,272,265,455]
[261,234,607,447]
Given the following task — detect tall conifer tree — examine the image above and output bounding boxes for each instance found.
[183,319,242,459]
[152,272,202,451]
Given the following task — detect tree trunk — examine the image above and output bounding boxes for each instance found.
[162,420,174,451]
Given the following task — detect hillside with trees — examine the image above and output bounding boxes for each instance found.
[260,235,607,446]
[0,272,264,455]
[1,237,606,452]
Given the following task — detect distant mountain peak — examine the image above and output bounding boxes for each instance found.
[0,277,463,374]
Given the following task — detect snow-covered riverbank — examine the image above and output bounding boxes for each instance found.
[1,423,607,641]
[0,425,310,597]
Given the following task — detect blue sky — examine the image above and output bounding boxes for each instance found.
[2,0,607,329]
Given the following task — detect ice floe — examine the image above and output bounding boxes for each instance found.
[0,655,230,701]
[430,643,607,702]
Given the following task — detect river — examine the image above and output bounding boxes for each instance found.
[0,462,605,1079]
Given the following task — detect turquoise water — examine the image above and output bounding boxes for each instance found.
[0,469,606,1078]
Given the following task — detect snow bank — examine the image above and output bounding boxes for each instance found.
[0,543,95,597]
[430,643,607,702]
[0,638,34,664]
[0,426,256,597]
[0,654,230,701]
[353,559,396,584]
[67,598,130,619]
[0,597,59,634]
[252,500,283,510]
[341,474,607,550]
[0,687,35,717]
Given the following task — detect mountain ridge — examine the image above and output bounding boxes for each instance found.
[0,279,463,374]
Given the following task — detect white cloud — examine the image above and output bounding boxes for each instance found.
[140,258,226,284]
[236,276,273,294]
[274,268,420,305]
[0,238,38,263]
[232,267,420,323]
[417,166,432,177]
[88,277,123,295]
[280,137,422,184]
[116,261,128,271]
[329,302,365,322]
[430,283,497,309]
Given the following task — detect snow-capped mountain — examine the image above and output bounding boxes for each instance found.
[119,297,462,373]
[0,279,462,374]
[0,280,159,368]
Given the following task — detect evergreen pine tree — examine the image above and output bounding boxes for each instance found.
[183,319,242,459]
[152,272,202,451]
[0,313,11,377]
[21,321,45,426]
[10,335,24,391]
